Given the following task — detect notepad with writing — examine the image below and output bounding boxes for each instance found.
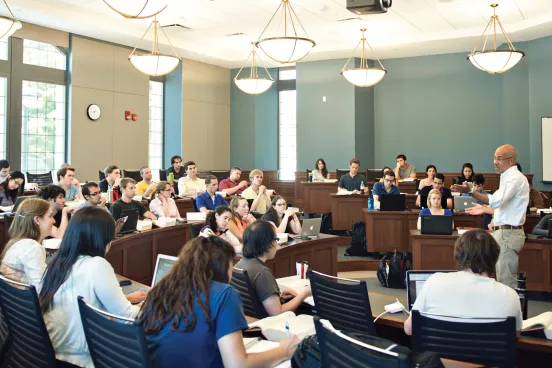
[522,312,552,339]
[249,311,315,341]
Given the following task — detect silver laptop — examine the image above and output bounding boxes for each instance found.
[151,254,178,287]
[454,196,476,212]
[406,270,454,311]
[300,218,322,239]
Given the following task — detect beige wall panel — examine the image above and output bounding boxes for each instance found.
[70,87,114,182]
[112,93,149,171]
[181,100,206,166]
[71,37,114,91]
[14,23,69,47]
[113,47,149,96]
[182,59,230,105]
[213,104,230,169]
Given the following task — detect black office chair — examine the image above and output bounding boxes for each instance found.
[306,169,313,182]
[99,170,106,181]
[309,270,376,335]
[335,169,349,181]
[4,213,15,232]
[198,171,213,179]
[159,169,167,181]
[78,297,152,368]
[230,268,268,319]
[314,316,408,368]
[211,170,230,182]
[123,170,142,182]
[26,172,53,188]
[0,306,10,362]
[411,310,516,367]
[0,275,57,367]
[189,223,203,238]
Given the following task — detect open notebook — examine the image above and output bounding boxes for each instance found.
[276,276,314,306]
[249,311,315,341]
[243,338,291,368]
[522,312,552,339]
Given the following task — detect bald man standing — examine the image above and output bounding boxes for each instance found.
[452,144,529,289]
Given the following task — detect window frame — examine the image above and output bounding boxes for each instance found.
[148,78,165,171]
[277,66,297,181]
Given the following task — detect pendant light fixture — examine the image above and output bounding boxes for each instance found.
[234,42,275,95]
[102,0,167,19]
[467,4,525,74]
[0,0,21,41]
[341,28,386,87]
[129,17,181,77]
[255,0,315,64]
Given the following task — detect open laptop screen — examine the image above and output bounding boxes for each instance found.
[406,270,454,311]
[151,255,178,287]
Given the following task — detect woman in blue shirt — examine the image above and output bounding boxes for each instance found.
[140,236,300,368]
[417,189,454,230]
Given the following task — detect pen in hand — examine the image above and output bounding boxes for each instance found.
[285,321,290,337]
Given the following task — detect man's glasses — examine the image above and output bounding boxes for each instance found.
[89,192,101,197]
[161,188,171,192]
[493,156,512,161]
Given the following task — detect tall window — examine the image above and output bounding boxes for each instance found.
[149,80,164,170]
[278,67,297,180]
[21,81,66,174]
[0,78,6,159]
[0,39,8,61]
[23,39,66,70]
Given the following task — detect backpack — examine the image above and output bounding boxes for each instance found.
[345,221,370,257]
[377,251,412,289]
[292,332,443,368]
[320,213,332,234]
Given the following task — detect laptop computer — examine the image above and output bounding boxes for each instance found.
[300,218,322,239]
[454,196,476,212]
[420,215,453,235]
[0,195,35,214]
[406,270,454,311]
[118,208,139,235]
[380,194,406,211]
[151,254,178,287]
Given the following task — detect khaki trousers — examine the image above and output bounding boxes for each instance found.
[493,229,525,289]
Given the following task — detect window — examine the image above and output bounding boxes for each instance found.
[23,40,66,70]
[149,80,164,170]
[21,81,66,174]
[278,68,297,181]
[0,78,6,158]
[0,39,7,61]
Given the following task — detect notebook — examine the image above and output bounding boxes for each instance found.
[248,311,315,341]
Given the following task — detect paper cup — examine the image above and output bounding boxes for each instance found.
[266,189,274,196]
[296,261,309,279]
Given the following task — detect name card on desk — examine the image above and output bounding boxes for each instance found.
[137,220,152,231]
[187,212,206,221]
[153,218,177,228]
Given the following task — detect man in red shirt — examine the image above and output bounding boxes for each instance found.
[219,167,248,195]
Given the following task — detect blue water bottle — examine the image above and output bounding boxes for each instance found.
[368,195,374,211]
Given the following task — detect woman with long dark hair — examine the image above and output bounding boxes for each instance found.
[141,236,299,367]
[456,163,475,184]
[418,165,437,190]
[39,207,147,367]
[0,171,25,206]
[312,158,329,181]
[200,205,242,255]
[262,195,302,234]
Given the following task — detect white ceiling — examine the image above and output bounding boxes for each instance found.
[6,0,552,68]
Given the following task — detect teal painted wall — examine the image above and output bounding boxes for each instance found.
[355,83,374,169]
[230,67,278,170]
[164,64,182,167]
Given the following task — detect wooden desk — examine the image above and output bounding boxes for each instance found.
[302,182,336,213]
[330,194,369,231]
[410,231,552,292]
[525,213,542,234]
[363,210,484,253]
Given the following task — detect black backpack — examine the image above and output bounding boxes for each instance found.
[345,221,370,257]
[320,213,332,234]
[377,251,412,289]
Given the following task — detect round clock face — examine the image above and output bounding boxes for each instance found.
[87,104,101,120]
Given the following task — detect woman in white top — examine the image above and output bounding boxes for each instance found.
[199,205,242,255]
[404,229,523,337]
[149,181,181,218]
[39,207,147,367]
[311,158,329,182]
[0,198,54,290]
[418,165,436,190]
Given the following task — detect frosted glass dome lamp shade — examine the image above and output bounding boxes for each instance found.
[467,4,525,74]
[255,0,315,64]
[102,0,167,19]
[234,43,274,95]
[341,28,387,87]
[129,18,181,77]
[0,0,22,41]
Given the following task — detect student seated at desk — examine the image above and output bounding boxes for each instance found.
[141,235,299,368]
[263,195,302,235]
[149,181,181,218]
[338,157,367,194]
[78,182,109,211]
[98,165,121,193]
[136,166,156,197]
[219,167,248,196]
[196,175,227,213]
[373,170,400,208]
[38,185,74,239]
[532,213,552,236]
[57,167,81,201]
[178,161,206,197]
[454,163,475,185]
[39,207,147,367]
[418,165,436,190]
[417,189,454,230]
[312,158,330,182]
[227,197,256,242]
[109,178,157,221]
[0,171,25,206]
[528,178,546,213]
[416,173,453,209]
[235,221,313,317]
[394,154,416,180]
[404,229,523,337]
[241,169,272,213]
[0,198,53,290]
[165,155,184,182]
[200,206,242,255]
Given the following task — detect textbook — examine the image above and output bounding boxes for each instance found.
[243,338,291,368]
[522,312,552,339]
[249,311,315,341]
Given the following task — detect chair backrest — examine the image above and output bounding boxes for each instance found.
[306,169,312,182]
[198,171,213,179]
[211,170,230,182]
[78,297,151,368]
[336,169,349,181]
[0,305,10,361]
[230,268,268,319]
[189,223,203,238]
[4,213,15,232]
[123,170,142,182]
[26,172,53,188]
[0,275,57,367]
[159,169,167,181]
[310,270,376,335]
[99,170,106,181]
[411,310,516,367]
[314,317,408,368]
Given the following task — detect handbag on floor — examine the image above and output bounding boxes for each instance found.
[377,251,412,289]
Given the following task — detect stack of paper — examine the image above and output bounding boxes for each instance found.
[249,311,315,341]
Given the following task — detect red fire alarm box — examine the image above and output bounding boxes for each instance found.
[125,110,131,120]
[131,114,137,121]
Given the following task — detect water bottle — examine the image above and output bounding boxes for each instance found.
[107,184,113,203]
[515,272,528,320]
[360,181,365,192]
[308,172,313,182]
[168,172,174,185]
[368,192,374,211]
